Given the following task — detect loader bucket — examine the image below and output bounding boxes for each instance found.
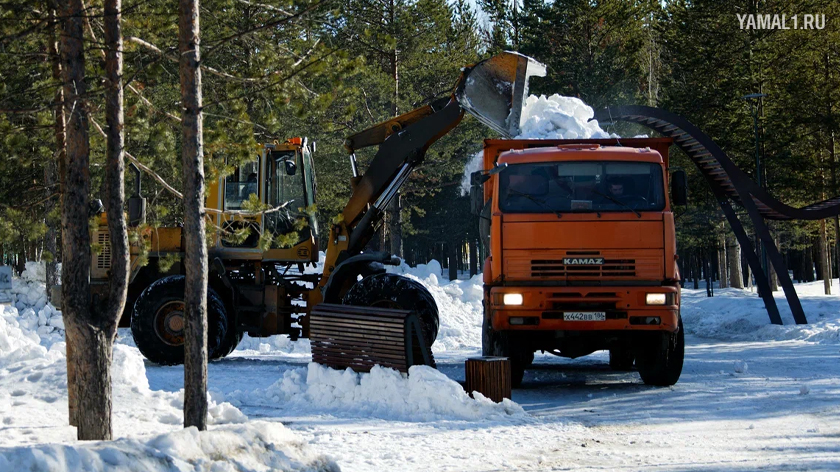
[455,51,546,138]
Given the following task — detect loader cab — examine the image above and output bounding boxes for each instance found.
[208,138,318,263]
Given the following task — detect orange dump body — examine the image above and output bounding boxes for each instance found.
[481,138,680,343]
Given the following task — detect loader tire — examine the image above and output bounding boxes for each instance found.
[482,316,532,388]
[342,273,439,347]
[608,348,635,371]
[131,275,231,365]
[214,317,244,360]
[636,317,684,386]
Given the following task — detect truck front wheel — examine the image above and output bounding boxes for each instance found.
[482,317,533,388]
[131,275,234,365]
[636,317,684,386]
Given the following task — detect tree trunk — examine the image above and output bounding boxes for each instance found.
[803,243,815,282]
[59,0,99,438]
[820,220,831,294]
[448,242,457,281]
[469,238,478,277]
[692,250,699,289]
[46,9,63,302]
[388,196,402,257]
[768,236,779,292]
[386,17,402,258]
[179,0,209,431]
[718,233,728,288]
[727,232,743,288]
[49,6,72,424]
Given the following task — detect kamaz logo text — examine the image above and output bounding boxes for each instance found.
[563,257,604,265]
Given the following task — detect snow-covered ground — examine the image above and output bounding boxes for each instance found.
[1,94,838,469]
[2,260,840,470]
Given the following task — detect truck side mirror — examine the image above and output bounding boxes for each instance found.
[470,184,484,215]
[671,170,688,206]
[470,171,489,215]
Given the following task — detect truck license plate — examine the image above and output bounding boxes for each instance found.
[563,312,606,321]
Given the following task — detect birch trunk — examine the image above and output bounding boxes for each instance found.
[820,220,831,294]
[727,232,743,288]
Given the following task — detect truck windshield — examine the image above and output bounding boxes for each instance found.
[499,161,665,213]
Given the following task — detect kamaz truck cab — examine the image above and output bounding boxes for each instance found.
[471,138,688,387]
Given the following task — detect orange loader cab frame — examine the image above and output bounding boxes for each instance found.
[475,138,686,387]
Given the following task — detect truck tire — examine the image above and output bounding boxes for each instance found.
[131,275,232,365]
[482,316,532,388]
[636,317,684,386]
[342,273,439,347]
[608,348,635,371]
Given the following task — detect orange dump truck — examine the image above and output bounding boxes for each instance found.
[469,138,688,387]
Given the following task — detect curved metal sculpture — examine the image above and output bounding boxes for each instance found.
[594,105,840,325]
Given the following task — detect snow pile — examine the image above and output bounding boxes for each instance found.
[232,363,525,422]
[681,282,840,344]
[388,260,484,353]
[0,308,247,447]
[235,335,312,357]
[6,261,65,347]
[517,94,614,140]
[0,421,339,472]
[460,93,615,194]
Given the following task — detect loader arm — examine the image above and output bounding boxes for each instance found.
[312,52,546,306]
[342,97,463,252]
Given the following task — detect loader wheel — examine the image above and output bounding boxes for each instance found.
[342,273,439,347]
[482,316,532,388]
[636,317,684,386]
[608,348,635,371]
[131,275,231,365]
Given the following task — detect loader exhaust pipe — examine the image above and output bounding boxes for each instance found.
[128,163,146,227]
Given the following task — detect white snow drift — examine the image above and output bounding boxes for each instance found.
[231,362,524,422]
[0,421,338,472]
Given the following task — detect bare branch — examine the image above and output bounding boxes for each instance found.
[127,36,261,83]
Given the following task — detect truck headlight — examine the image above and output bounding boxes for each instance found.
[645,293,667,305]
[503,293,524,306]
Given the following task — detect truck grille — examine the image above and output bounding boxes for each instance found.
[97,231,111,270]
[531,257,635,278]
[504,249,663,281]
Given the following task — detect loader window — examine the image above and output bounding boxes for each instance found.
[264,150,309,246]
[224,160,259,210]
[499,161,665,214]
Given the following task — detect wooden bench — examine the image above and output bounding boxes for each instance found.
[309,303,435,373]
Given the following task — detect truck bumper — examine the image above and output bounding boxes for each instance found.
[489,285,679,333]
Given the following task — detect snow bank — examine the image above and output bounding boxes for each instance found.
[0,421,338,472]
[0,304,247,448]
[681,282,840,344]
[460,93,615,194]
[388,260,484,354]
[5,261,65,348]
[235,335,312,357]
[232,363,524,422]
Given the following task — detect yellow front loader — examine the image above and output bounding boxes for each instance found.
[89,52,546,367]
